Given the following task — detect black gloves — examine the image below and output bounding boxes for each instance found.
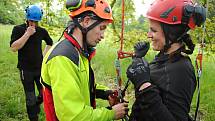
[126,41,150,90]
[96,89,115,100]
[134,41,150,58]
[126,58,150,90]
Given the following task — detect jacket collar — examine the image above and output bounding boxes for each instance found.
[151,47,186,64]
[64,32,96,61]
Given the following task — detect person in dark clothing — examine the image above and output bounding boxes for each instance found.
[41,0,128,121]
[10,5,53,121]
[126,0,206,121]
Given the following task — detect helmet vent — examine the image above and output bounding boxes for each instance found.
[160,6,176,18]
[85,0,96,7]
[172,16,177,22]
[104,7,110,13]
[66,0,82,11]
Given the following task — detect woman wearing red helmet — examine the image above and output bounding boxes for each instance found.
[41,0,128,121]
[126,0,206,121]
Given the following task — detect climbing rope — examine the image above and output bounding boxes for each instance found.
[194,0,208,120]
[113,0,134,120]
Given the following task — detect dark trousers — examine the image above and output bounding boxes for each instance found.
[19,69,43,120]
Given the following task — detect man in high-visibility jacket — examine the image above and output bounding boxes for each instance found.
[41,0,128,121]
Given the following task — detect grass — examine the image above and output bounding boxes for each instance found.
[192,55,215,121]
[1,24,215,121]
[0,24,29,121]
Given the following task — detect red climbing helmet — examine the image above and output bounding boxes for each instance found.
[146,0,206,29]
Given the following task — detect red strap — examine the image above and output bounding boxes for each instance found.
[92,100,96,109]
[88,50,96,61]
[43,88,58,121]
[117,50,134,59]
[64,32,96,60]
[196,53,203,70]
[64,32,81,50]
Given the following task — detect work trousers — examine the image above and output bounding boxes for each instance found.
[19,69,43,120]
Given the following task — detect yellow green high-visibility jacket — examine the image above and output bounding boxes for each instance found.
[41,38,115,121]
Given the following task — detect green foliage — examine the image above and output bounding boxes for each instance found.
[205,0,215,19]
[107,0,149,50]
[40,23,65,38]
[137,15,148,31]
[0,24,28,120]
[0,0,24,24]
[0,0,70,35]
[40,0,69,27]
[190,17,215,52]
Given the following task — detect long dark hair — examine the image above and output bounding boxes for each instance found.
[161,23,195,55]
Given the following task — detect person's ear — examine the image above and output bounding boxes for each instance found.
[82,16,92,28]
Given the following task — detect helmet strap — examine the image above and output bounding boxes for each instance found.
[73,17,103,53]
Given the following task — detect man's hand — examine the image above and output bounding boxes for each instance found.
[108,90,120,106]
[26,26,36,36]
[126,58,150,90]
[112,102,129,120]
[10,25,36,52]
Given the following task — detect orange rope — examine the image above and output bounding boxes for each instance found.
[120,0,125,52]
[117,0,133,59]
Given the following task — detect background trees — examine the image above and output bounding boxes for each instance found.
[0,0,214,51]
[0,0,215,120]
